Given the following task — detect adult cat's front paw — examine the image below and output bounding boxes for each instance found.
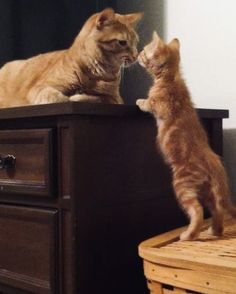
[54,92,69,103]
[29,87,69,105]
[69,94,100,103]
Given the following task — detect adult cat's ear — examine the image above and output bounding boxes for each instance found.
[169,38,180,51]
[96,8,115,30]
[125,12,143,27]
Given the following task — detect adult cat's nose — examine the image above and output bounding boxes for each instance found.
[129,50,138,63]
[132,49,138,60]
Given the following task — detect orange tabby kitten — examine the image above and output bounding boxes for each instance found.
[0,8,142,107]
[136,32,236,241]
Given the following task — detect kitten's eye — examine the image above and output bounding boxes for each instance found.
[118,40,127,47]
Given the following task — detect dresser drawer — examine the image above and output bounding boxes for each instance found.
[0,129,54,197]
[0,204,58,294]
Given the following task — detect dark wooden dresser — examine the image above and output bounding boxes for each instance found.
[0,103,228,294]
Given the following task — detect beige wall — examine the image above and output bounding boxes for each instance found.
[117,0,236,199]
[165,0,236,200]
[165,0,236,129]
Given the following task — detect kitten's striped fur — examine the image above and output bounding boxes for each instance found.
[137,32,236,241]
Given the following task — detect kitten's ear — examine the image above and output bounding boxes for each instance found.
[152,31,164,47]
[125,12,143,27]
[96,8,115,29]
[169,38,180,51]
[152,31,160,41]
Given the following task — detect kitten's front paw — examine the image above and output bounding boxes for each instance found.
[136,99,146,110]
[136,99,151,113]
[136,99,145,106]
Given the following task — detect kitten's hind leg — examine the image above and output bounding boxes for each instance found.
[179,195,204,241]
[207,200,224,237]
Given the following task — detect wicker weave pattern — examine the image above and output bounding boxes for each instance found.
[156,218,236,260]
[139,217,236,294]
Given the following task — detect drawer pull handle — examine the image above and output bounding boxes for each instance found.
[0,154,16,169]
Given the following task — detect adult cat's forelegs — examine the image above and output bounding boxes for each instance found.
[69,94,101,103]
[27,86,69,105]
[69,93,124,104]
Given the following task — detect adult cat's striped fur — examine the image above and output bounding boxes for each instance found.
[0,8,142,107]
[137,32,236,241]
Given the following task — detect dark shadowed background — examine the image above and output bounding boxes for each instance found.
[0,0,164,104]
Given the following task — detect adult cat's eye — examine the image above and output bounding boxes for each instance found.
[118,40,127,46]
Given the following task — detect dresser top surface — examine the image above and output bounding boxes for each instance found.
[0,102,229,120]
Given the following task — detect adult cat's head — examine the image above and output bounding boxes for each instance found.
[72,8,143,70]
[138,32,180,78]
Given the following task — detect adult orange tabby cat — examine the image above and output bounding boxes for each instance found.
[0,8,142,107]
[136,32,236,241]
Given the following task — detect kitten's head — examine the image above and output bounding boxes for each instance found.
[77,8,143,67]
[138,32,180,77]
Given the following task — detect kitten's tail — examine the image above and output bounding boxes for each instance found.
[226,201,236,218]
[211,177,236,218]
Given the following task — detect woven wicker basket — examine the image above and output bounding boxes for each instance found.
[139,217,236,294]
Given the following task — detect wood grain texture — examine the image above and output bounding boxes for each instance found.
[0,205,58,293]
[0,129,54,197]
[0,102,229,119]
